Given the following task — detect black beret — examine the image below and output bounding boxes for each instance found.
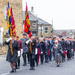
[59,35,62,38]
[23,33,26,35]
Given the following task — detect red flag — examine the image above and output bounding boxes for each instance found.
[10,7,16,37]
[24,3,32,37]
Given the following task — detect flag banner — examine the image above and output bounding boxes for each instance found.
[24,3,32,37]
[10,7,16,37]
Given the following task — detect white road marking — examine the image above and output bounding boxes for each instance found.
[1,68,23,75]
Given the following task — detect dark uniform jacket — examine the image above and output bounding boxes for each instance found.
[37,42,46,54]
[5,40,20,63]
[29,39,36,55]
[65,41,72,51]
[20,38,29,53]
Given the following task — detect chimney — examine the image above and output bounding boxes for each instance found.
[31,6,34,14]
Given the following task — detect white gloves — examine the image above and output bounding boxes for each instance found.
[18,51,21,57]
[35,48,38,55]
[26,39,31,44]
[6,37,12,42]
[21,49,23,55]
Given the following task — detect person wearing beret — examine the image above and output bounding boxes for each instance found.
[20,33,29,66]
[5,35,20,73]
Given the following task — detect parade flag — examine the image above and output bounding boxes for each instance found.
[7,2,12,35]
[6,2,9,21]
[6,2,13,55]
[24,3,32,37]
[10,7,16,37]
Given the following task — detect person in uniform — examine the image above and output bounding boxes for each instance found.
[66,37,72,60]
[28,36,36,70]
[70,38,74,59]
[20,33,29,66]
[5,35,20,73]
[16,36,23,69]
[45,37,50,63]
[48,37,52,61]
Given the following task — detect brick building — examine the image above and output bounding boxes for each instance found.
[0,0,23,54]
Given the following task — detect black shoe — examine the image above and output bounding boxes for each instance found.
[57,65,60,67]
[10,70,14,73]
[32,67,35,70]
[29,67,33,70]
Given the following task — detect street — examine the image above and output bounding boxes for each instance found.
[0,55,75,75]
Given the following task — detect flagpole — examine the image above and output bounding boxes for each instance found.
[10,26,13,55]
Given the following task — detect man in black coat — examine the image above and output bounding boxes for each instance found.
[45,37,50,63]
[27,35,36,70]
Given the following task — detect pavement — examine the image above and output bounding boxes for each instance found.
[0,55,75,75]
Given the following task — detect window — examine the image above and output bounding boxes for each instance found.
[0,28,3,46]
[45,27,48,34]
[39,27,43,32]
[32,23,36,29]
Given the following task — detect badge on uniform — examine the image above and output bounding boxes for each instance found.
[32,43,34,45]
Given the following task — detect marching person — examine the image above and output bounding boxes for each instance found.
[27,35,30,64]
[16,36,23,69]
[70,38,74,59]
[20,33,29,66]
[26,35,36,70]
[66,37,72,60]
[37,38,45,64]
[35,37,39,66]
[5,35,20,73]
[45,37,50,63]
[52,40,63,67]
[48,37,52,61]
[51,37,56,60]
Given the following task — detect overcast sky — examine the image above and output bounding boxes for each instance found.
[22,0,75,30]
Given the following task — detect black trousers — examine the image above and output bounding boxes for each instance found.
[35,54,38,65]
[16,57,20,68]
[22,53,26,65]
[67,50,71,59]
[27,52,30,63]
[22,52,30,65]
[30,54,35,68]
[45,53,48,62]
[40,54,44,64]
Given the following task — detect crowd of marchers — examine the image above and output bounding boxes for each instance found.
[5,34,75,73]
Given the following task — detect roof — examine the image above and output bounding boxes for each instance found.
[23,11,37,21]
[37,17,51,25]
[23,11,51,25]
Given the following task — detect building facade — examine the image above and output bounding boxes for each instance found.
[23,11,52,37]
[0,0,23,54]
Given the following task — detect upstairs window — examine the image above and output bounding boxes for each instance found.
[45,27,48,34]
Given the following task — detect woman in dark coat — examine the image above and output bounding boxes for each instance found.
[5,35,20,73]
[52,40,63,67]
[37,38,46,64]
